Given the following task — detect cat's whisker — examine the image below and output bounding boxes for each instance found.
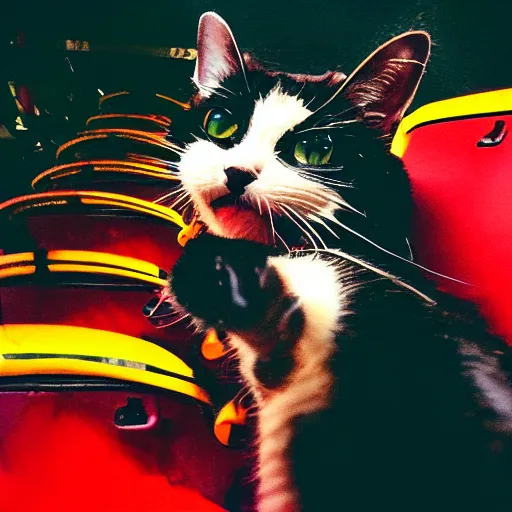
[295,113,357,135]
[157,312,191,329]
[175,197,193,211]
[313,86,365,115]
[268,193,336,218]
[319,192,362,216]
[218,351,240,372]
[262,197,277,245]
[271,183,339,203]
[304,94,318,109]
[300,167,344,174]
[153,190,181,204]
[295,81,311,105]
[320,212,473,286]
[295,165,346,175]
[405,237,414,261]
[168,191,191,209]
[214,83,237,97]
[277,159,353,187]
[307,212,341,239]
[327,119,359,127]
[276,204,318,250]
[270,185,361,216]
[255,195,263,216]
[165,142,185,152]
[279,204,328,249]
[296,171,352,188]
[164,144,186,157]
[283,205,328,249]
[299,246,437,304]
[295,124,357,135]
[296,173,348,188]
[153,187,186,205]
[275,230,291,253]
[277,186,335,206]
[232,387,255,408]
[164,193,191,211]
[198,83,230,99]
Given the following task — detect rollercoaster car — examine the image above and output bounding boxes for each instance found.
[0,84,253,511]
[393,88,512,343]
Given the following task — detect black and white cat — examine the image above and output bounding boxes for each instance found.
[167,12,512,512]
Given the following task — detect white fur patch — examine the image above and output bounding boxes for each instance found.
[460,341,512,429]
[240,87,312,155]
[178,88,343,241]
[228,255,346,512]
[178,139,229,236]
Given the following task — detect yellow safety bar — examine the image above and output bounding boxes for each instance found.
[86,113,172,129]
[0,324,210,404]
[0,250,167,288]
[32,160,179,190]
[392,88,512,158]
[99,91,191,111]
[0,190,202,247]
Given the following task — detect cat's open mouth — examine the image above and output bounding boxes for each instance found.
[210,194,240,210]
[209,193,273,245]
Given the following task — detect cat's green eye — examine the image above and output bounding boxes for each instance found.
[294,134,334,166]
[204,108,239,139]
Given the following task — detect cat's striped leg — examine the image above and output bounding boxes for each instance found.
[226,254,346,512]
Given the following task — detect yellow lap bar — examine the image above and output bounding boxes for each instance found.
[0,324,211,405]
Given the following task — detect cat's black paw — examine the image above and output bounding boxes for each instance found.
[171,234,306,388]
[251,295,305,388]
[170,234,279,330]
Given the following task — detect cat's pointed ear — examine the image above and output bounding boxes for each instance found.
[336,31,431,135]
[193,12,247,97]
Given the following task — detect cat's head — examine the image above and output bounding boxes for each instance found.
[176,12,430,253]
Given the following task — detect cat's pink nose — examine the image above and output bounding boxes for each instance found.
[224,167,256,196]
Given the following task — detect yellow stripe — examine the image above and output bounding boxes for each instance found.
[57,131,180,160]
[0,251,166,287]
[77,128,168,141]
[392,88,512,158]
[0,266,36,279]
[32,160,177,189]
[99,90,190,111]
[0,191,186,229]
[46,263,166,287]
[0,324,210,404]
[0,358,210,404]
[56,134,108,158]
[52,170,81,180]
[48,250,161,279]
[0,252,35,266]
[80,198,184,226]
[155,93,191,111]
[99,91,130,105]
[86,113,171,128]
[92,166,178,180]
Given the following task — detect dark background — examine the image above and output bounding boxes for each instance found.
[4,0,511,104]
[0,0,510,198]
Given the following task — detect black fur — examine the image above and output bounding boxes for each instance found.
[171,235,512,512]
[290,252,512,512]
